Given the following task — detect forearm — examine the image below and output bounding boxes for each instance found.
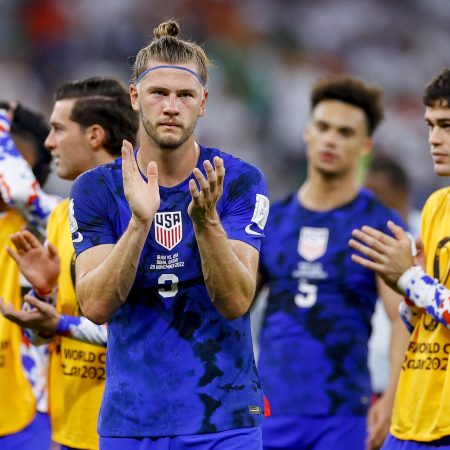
[384,318,410,402]
[398,266,450,328]
[194,217,255,319]
[56,315,107,346]
[77,217,152,323]
[399,299,423,332]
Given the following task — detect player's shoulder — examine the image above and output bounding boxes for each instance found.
[201,145,266,184]
[49,197,70,222]
[359,187,404,226]
[358,187,393,213]
[424,186,450,208]
[270,192,297,213]
[71,158,121,192]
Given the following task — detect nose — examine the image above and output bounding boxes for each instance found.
[45,129,55,150]
[163,94,180,115]
[321,128,338,147]
[429,126,443,147]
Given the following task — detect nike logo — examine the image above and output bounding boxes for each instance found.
[72,232,84,243]
[245,224,263,236]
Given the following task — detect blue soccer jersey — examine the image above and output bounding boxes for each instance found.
[69,145,270,437]
[258,189,405,417]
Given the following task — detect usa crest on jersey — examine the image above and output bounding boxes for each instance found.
[154,211,183,251]
[298,227,329,262]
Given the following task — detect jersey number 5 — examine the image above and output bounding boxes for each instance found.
[295,280,317,308]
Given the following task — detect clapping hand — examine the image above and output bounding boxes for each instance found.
[7,230,60,295]
[188,157,225,226]
[121,139,160,223]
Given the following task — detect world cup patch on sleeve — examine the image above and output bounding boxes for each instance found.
[69,198,83,243]
[251,194,270,229]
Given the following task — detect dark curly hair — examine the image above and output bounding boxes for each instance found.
[423,68,450,107]
[311,75,384,136]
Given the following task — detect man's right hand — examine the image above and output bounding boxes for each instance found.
[7,230,60,294]
[121,139,160,224]
[0,294,60,332]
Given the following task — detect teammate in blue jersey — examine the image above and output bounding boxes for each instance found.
[257,75,409,450]
[69,19,270,450]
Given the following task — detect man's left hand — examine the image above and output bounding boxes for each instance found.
[349,220,414,291]
[188,157,225,226]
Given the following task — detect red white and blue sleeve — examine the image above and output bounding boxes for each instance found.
[397,265,450,329]
[0,111,60,236]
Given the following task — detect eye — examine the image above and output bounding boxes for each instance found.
[316,121,328,131]
[179,92,194,98]
[340,128,354,138]
[151,90,166,97]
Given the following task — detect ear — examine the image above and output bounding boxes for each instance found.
[86,124,106,150]
[129,84,140,112]
[198,89,208,117]
[361,137,373,156]
[303,123,312,144]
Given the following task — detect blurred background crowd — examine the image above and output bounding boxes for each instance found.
[0,0,449,206]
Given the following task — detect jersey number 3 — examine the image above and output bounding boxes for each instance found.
[158,274,179,298]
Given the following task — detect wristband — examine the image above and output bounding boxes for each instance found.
[397,266,424,293]
[56,314,80,335]
[29,287,57,305]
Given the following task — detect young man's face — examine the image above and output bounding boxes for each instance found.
[130,60,208,150]
[45,99,95,181]
[304,99,372,178]
[425,103,450,177]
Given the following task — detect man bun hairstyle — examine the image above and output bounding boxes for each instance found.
[154,20,180,38]
[132,19,211,86]
[311,74,384,136]
[423,67,450,108]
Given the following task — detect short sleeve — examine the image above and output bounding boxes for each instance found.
[220,161,270,251]
[69,169,118,255]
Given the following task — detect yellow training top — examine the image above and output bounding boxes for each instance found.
[47,199,105,450]
[0,210,36,435]
[391,188,450,441]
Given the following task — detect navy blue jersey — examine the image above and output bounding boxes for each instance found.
[258,189,405,417]
[69,145,269,437]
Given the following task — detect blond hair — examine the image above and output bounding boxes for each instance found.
[131,19,211,85]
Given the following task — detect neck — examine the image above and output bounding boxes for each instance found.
[298,170,359,211]
[136,135,199,187]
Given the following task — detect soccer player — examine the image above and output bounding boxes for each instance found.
[0,77,139,450]
[349,67,450,449]
[0,103,56,449]
[257,75,409,450]
[70,19,269,450]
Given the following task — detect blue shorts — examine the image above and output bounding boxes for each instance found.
[100,427,262,450]
[262,415,367,450]
[382,434,450,449]
[0,412,51,450]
